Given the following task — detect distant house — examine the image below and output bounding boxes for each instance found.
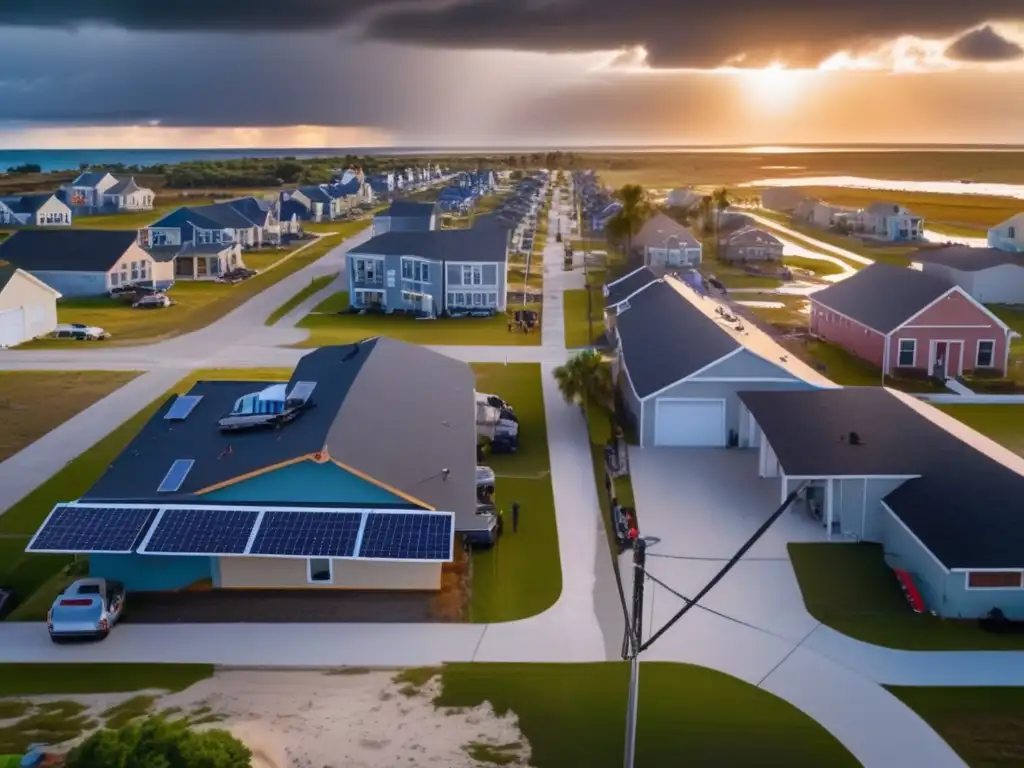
[795,201,842,228]
[858,202,924,242]
[988,213,1024,252]
[590,201,622,232]
[372,201,438,235]
[0,262,61,347]
[911,245,1024,304]
[346,227,509,317]
[721,227,784,263]
[809,262,1017,378]
[60,172,154,212]
[666,188,702,209]
[0,230,174,296]
[633,212,702,268]
[281,186,342,222]
[0,194,73,227]
[760,187,805,213]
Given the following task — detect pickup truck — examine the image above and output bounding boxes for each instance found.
[47,578,125,642]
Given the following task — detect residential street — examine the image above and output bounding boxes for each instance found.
[0,176,1002,767]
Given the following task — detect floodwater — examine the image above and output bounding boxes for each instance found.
[923,230,990,248]
[735,299,812,314]
[739,175,1024,200]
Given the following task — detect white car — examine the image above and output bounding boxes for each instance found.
[48,578,125,642]
[52,323,110,341]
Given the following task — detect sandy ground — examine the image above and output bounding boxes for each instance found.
[5,669,533,768]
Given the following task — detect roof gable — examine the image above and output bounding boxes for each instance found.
[0,230,138,272]
[349,228,508,263]
[633,212,699,250]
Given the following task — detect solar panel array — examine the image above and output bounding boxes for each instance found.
[358,512,452,561]
[141,507,259,554]
[164,395,203,421]
[28,505,158,554]
[250,510,362,558]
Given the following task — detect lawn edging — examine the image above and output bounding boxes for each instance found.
[265,272,339,326]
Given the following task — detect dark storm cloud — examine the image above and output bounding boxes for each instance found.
[945,25,1024,61]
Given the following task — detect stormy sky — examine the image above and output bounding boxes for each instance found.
[0,1,1023,147]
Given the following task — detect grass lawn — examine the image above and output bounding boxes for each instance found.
[469,364,560,623]
[937,404,1024,457]
[0,371,140,461]
[507,264,543,292]
[296,292,543,347]
[781,338,944,391]
[265,273,338,326]
[0,664,213,697]
[886,686,1024,768]
[22,235,343,345]
[586,404,634,554]
[432,662,858,767]
[563,288,604,348]
[704,264,783,290]
[783,254,847,277]
[734,294,809,330]
[0,369,290,619]
[789,543,1024,650]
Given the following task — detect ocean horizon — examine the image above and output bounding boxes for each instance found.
[3,144,1024,174]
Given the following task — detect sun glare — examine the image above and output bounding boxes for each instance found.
[739,63,805,110]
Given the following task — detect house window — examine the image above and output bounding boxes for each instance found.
[1010,226,1016,239]
[402,259,430,282]
[308,558,332,584]
[152,231,168,247]
[897,339,916,367]
[462,265,483,285]
[354,259,382,284]
[977,340,996,368]
[488,292,497,307]
[967,571,1022,589]
[110,273,120,287]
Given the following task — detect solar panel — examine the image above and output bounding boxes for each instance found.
[286,381,316,404]
[140,507,259,555]
[157,459,194,493]
[165,395,203,421]
[28,505,158,554]
[250,510,362,558]
[358,513,453,561]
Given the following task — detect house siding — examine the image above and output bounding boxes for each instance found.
[217,557,441,590]
[0,272,58,340]
[832,478,908,541]
[200,460,408,506]
[880,504,950,614]
[29,270,108,297]
[809,300,886,367]
[90,553,214,592]
[988,215,1024,252]
[721,243,783,262]
[922,263,1024,305]
[32,197,73,227]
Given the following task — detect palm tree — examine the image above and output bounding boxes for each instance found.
[697,195,714,236]
[553,350,614,416]
[606,184,652,259]
[712,187,731,260]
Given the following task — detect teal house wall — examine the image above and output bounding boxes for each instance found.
[90,553,215,592]
[200,460,410,505]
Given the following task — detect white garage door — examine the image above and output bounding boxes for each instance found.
[0,308,26,348]
[654,399,726,447]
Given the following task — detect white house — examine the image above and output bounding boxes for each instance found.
[60,172,154,212]
[858,202,924,242]
[0,194,73,227]
[988,213,1024,253]
[0,264,61,347]
[913,245,1024,304]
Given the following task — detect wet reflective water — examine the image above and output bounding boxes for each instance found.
[739,175,1024,200]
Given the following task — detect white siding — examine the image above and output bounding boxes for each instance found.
[218,556,442,590]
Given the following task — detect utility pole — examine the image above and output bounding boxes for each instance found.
[622,535,647,768]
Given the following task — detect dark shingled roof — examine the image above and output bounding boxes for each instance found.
[0,230,138,272]
[913,245,1024,272]
[70,171,111,188]
[82,339,480,530]
[106,177,143,196]
[0,261,19,293]
[617,279,740,398]
[604,267,660,309]
[349,228,508,263]
[381,200,437,219]
[2,194,63,215]
[633,212,700,251]
[810,262,955,333]
[738,387,1024,569]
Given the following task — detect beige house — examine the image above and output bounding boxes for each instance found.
[0,264,61,347]
[721,227,784,262]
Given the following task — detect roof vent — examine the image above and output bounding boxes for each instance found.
[157,459,194,493]
[848,431,863,446]
[164,395,203,421]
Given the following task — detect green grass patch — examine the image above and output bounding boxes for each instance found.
[297,292,542,347]
[102,695,157,729]
[734,294,809,330]
[0,700,94,755]
[0,701,30,720]
[469,365,561,623]
[0,369,290,616]
[704,264,783,290]
[433,663,858,768]
[0,664,213,697]
[265,273,338,326]
[781,338,944,392]
[463,740,525,765]
[789,543,1024,650]
[782,255,847,276]
[886,686,1024,768]
[563,288,604,348]
[0,371,140,462]
[937,404,1024,457]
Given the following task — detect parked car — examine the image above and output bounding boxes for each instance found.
[464,502,499,547]
[478,392,517,423]
[476,465,496,501]
[132,293,172,309]
[218,267,257,284]
[47,578,125,642]
[51,323,110,341]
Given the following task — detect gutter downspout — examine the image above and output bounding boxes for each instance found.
[882,333,891,378]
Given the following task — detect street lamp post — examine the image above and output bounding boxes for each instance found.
[622,535,647,768]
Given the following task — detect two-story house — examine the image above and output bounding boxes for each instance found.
[59,171,155,213]
[633,212,703,268]
[988,213,1024,252]
[0,194,73,227]
[281,186,342,222]
[372,200,439,235]
[345,227,509,317]
[858,202,924,242]
[721,227,784,263]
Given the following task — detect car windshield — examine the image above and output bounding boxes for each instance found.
[77,584,101,594]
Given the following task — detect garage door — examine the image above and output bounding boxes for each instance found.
[654,399,726,447]
[0,308,26,348]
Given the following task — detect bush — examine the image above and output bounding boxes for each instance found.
[66,716,250,768]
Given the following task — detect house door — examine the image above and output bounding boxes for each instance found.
[931,341,962,378]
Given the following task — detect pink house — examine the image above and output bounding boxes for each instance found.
[809,262,1017,378]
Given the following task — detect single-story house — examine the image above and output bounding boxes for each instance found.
[988,213,1024,253]
[794,200,848,228]
[0,194,73,227]
[721,227,784,262]
[0,230,174,297]
[373,200,439,235]
[739,386,1024,619]
[0,262,61,347]
[26,339,481,592]
[613,272,836,447]
[911,245,1024,304]
[810,262,1017,378]
[760,187,805,213]
[859,202,924,242]
[633,212,703,268]
[59,171,154,212]
[346,227,509,316]
[665,188,702,209]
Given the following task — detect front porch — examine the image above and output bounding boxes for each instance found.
[174,248,244,280]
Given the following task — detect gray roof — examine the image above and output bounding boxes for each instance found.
[810,262,954,333]
[1,193,62,215]
[616,279,740,398]
[106,177,143,196]
[605,267,660,309]
[633,213,700,251]
[738,387,1024,569]
[349,228,508,263]
[913,245,1024,272]
[0,230,137,272]
[727,227,783,248]
[82,340,480,530]
[297,185,333,204]
[71,171,111,188]
[381,200,437,219]
[864,201,904,216]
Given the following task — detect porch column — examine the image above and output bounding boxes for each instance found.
[780,475,789,504]
[192,257,198,279]
[825,478,834,541]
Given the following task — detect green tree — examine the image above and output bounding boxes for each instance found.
[712,187,732,259]
[553,350,614,416]
[66,716,251,768]
[605,184,651,258]
[697,195,714,236]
